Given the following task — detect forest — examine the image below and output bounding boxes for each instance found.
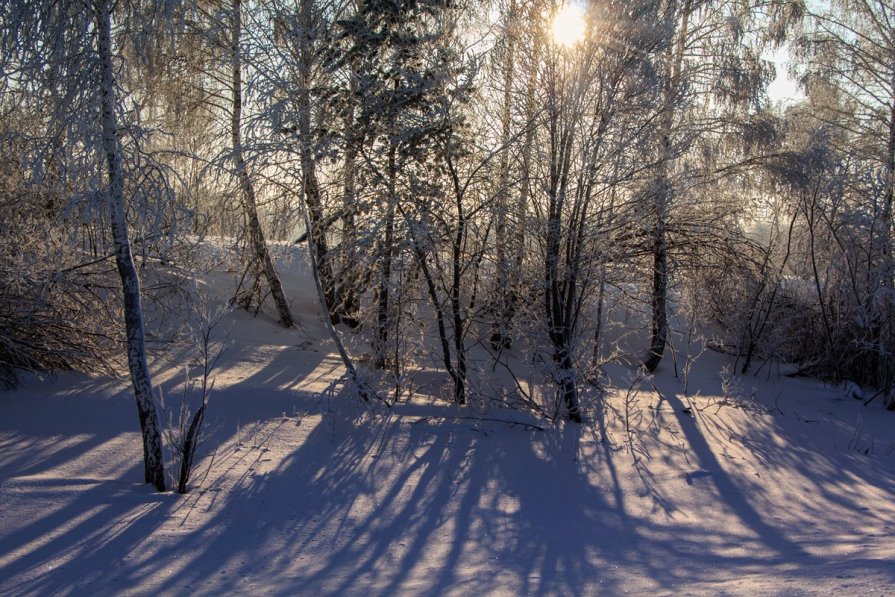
[2,1,895,594]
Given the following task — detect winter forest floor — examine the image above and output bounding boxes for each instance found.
[1,247,894,596]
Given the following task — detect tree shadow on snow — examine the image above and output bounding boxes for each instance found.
[85,392,894,594]
[3,356,895,595]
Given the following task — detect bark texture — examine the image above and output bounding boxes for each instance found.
[95,0,165,491]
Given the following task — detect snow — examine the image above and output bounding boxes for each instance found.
[2,248,894,596]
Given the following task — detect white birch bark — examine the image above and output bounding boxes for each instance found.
[95,0,165,491]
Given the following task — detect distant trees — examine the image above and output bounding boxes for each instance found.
[680,0,895,398]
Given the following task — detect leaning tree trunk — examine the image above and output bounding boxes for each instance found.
[95,0,165,491]
[285,0,375,403]
[295,0,338,324]
[231,0,295,328]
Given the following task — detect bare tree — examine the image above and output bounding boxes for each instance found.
[229,0,296,328]
[529,0,667,420]
[1,0,179,489]
[794,0,895,391]
[95,0,166,489]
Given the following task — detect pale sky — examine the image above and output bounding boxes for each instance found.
[767,45,805,106]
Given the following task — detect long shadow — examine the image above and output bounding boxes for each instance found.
[104,403,846,594]
[4,349,895,595]
[0,330,336,595]
[661,390,809,558]
[0,376,135,480]
[640,356,895,566]
[0,474,176,595]
[703,394,895,537]
[135,408,481,595]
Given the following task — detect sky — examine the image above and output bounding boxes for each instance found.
[767,45,805,106]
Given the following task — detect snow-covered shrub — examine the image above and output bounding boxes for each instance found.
[0,161,119,386]
[0,97,200,387]
[161,375,210,494]
[162,300,228,494]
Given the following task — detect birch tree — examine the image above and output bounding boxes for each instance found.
[0,0,177,489]
[96,0,166,489]
[229,0,296,328]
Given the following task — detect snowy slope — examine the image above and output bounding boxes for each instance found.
[2,246,894,596]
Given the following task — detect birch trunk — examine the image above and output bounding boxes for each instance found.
[231,0,295,328]
[95,0,165,491]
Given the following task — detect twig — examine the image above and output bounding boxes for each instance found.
[411,415,544,431]
[863,388,886,407]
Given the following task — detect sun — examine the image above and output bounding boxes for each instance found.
[551,3,586,48]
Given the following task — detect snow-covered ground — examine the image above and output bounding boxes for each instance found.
[2,248,894,596]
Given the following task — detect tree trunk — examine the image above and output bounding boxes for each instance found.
[337,79,361,328]
[289,0,372,401]
[591,268,607,370]
[231,0,295,328]
[448,156,468,405]
[301,153,335,317]
[374,147,397,370]
[644,0,691,373]
[491,0,517,351]
[543,58,581,421]
[644,207,669,373]
[295,0,336,322]
[557,347,581,422]
[95,0,165,491]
